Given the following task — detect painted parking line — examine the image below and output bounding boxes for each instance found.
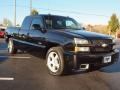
[0,50,7,53]
[9,56,31,59]
[0,56,31,59]
[0,77,14,80]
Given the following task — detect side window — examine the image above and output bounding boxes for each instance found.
[66,20,76,29]
[54,20,65,29]
[30,18,43,30]
[45,19,52,29]
[44,16,52,29]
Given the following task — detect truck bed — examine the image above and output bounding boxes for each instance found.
[6,27,20,35]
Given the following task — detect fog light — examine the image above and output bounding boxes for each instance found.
[113,45,117,49]
[75,47,90,52]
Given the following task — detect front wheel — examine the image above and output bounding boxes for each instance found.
[46,47,67,76]
[8,38,17,54]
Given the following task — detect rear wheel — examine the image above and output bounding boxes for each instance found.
[46,47,67,76]
[8,38,17,54]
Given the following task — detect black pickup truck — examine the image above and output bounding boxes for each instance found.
[5,14,119,76]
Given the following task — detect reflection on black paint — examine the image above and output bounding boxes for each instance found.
[0,55,8,64]
[0,39,8,63]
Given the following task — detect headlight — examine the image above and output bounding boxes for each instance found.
[74,38,89,44]
[75,47,90,52]
[112,38,117,50]
[112,38,116,43]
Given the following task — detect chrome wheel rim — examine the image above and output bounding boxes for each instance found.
[8,40,13,53]
[47,52,60,73]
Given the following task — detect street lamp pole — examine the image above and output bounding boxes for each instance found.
[30,0,32,15]
[14,0,16,26]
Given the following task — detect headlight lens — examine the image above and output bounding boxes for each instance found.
[75,47,90,52]
[112,38,116,43]
[112,38,117,49]
[74,38,89,44]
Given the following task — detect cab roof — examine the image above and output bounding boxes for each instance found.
[28,14,69,18]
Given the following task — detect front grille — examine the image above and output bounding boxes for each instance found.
[93,46,113,53]
[92,39,112,45]
[91,39,113,53]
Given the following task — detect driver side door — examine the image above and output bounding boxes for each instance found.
[27,17,46,51]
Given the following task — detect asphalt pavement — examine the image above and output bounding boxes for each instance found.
[0,38,120,90]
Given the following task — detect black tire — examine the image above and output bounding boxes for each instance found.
[46,47,67,76]
[8,38,17,54]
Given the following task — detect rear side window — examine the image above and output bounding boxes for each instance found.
[21,16,33,30]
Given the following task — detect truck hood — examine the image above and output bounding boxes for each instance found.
[55,29,111,40]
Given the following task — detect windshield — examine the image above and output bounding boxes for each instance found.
[44,16,82,30]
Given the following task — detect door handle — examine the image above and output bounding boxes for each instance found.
[27,33,29,36]
[22,34,26,39]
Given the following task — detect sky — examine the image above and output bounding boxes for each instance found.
[0,0,120,26]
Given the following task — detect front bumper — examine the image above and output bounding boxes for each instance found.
[64,49,119,70]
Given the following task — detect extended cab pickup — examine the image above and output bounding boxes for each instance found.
[5,14,119,76]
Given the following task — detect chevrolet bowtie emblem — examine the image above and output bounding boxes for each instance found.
[102,44,108,47]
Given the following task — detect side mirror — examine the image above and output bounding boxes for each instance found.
[82,27,86,30]
[32,24,41,30]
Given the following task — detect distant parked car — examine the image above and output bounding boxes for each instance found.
[0,29,5,38]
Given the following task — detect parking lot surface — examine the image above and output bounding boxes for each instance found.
[0,39,120,90]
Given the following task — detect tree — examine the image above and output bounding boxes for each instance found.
[87,24,93,32]
[31,9,39,16]
[108,14,119,37]
[3,18,12,27]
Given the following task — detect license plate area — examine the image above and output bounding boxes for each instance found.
[103,56,111,63]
